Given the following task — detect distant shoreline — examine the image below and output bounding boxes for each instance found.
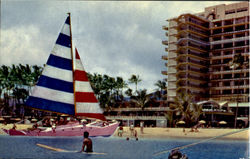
[0,124,249,141]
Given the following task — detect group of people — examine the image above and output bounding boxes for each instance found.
[117,122,144,140]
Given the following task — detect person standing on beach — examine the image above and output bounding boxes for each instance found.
[140,121,144,134]
[80,131,93,153]
[130,124,134,136]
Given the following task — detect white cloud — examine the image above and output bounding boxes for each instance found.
[0,25,52,66]
[1,1,236,92]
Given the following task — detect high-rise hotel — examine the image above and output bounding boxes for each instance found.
[162,2,249,108]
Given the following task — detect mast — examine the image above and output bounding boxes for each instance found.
[68,13,77,116]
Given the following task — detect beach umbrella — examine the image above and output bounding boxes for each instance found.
[219,121,227,125]
[61,114,68,117]
[31,119,38,122]
[177,120,185,124]
[11,118,21,121]
[199,120,206,124]
[2,116,11,118]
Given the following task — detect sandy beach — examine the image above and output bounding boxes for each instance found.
[0,124,248,140]
[113,127,249,140]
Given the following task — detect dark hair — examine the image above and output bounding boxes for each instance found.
[84,131,89,138]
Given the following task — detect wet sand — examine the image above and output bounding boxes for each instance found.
[0,124,249,140]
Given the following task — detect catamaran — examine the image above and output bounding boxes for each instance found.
[3,13,119,136]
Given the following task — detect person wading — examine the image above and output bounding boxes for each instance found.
[80,131,93,153]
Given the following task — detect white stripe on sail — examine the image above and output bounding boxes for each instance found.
[42,65,73,82]
[75,59,85,71]
[61,23,70,37]
[75,81,93,92]
[31,86,74,104]
[76,102,103,113]
[51,44,71,60]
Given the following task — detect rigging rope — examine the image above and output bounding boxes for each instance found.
[153,128,249,156]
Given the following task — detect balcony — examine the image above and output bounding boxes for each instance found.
[177,46,207,54]
[177,62,207,69]
[211,29,250,37]
[210,54,233,60]
[177,77,207,84]
[111,107,168,112]
[210,69,249,74]
[177,37,209,46]
[176,29,209,39]
[106,115,166,120]
[210,45,249,52]
[211,85,250,90]
[210,77,249,81]
[161,71,168,75]
[210,36,250,45]
[177,54,208,61]
[178,21,209,31]
[162,40,168,45]
[177,70,207,76]
[162,26,169,31]
[162,55,168,60]
[177,86,206,92]
[210,21,250,30]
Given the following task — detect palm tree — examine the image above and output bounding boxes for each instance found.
[172,91,203,127]
[128,74,142,95]
[164,103,178,128]
[228,53,246,128]
[155,80,167,93]
[0,65,13,115]
[87,73,103,99]
[154,80,167,99]
[125,88,133,97]
[114,77,127,101]
[131,89,150,111]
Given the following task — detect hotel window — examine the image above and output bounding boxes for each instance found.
[225,9,235,15]
[237,7,248,13]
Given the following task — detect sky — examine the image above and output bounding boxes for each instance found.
[0,0,234,92]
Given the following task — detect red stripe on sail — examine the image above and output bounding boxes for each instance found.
[74,70,88,81]
[75,48,80,59]
[75,92,98,103]
[75,113,106,121]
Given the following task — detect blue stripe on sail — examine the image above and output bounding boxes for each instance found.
[65,16,70,25]
[47,54,72,70]
[56,33,71,48]
[37,75,73,93]
[25,96,75,115]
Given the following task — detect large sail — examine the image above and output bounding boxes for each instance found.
[25,16,75,115]
[74,48,106,121]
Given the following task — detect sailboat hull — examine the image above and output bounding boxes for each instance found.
[2,121,119,137]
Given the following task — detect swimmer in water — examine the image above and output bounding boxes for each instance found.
[80,131,93,153]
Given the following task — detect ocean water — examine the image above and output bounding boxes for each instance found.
[0,136,248,159]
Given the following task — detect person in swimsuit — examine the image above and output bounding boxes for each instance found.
[80,131,93,153]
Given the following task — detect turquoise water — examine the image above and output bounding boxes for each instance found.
[0,136,248,159]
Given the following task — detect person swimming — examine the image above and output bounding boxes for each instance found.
[80,131,93,153]
[168,149,188,159]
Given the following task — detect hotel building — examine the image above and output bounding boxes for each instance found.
[162,2,249,125]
